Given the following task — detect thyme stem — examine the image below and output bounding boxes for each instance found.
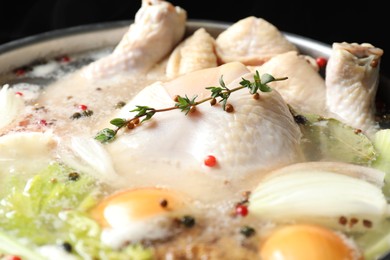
[94,72,287,143]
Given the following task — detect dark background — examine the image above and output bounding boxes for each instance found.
[0,0,388,77]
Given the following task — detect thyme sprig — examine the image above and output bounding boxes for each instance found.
[95,71,287,143]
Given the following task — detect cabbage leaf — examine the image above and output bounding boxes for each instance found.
[0,163,153,260]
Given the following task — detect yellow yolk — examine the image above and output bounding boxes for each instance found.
[259,224,359,260]
[90,187,188,228]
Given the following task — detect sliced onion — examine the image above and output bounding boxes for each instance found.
[59,137,119,184]
[0,84,24,129]
[248,162,389,232]
[372,129,390,197]
[0,131,57,174]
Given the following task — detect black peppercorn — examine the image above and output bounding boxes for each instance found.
[181,215,195,228]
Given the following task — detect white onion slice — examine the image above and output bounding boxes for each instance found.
[59,137,119,184]
[0,84,24,129]
[248,162,390,232]
[0,131,56,159]
[0,131,57,174]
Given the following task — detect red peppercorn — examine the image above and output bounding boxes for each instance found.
[235,204,248,217]
[14,69,25,76]
[204,155,217,167]
[6,255,22,260]
[59,55,70,63]
[316,57,327,69]
[78,104,88,111]
[38,119,47,126]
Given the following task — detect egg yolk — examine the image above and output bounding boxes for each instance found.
[90,187,187,228]
[259,224,359,260]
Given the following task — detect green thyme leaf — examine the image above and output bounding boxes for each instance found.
[239,78,251,88]
[206,86,224,99]
[94,128,116,142]
[131,106,154,118]
[260,73,275,85]
[219,75,227,89]
[219,93,230,110]
[176,95,197,115]
[141,111,156,123]
[259,83,272,93]
[254,70,261,86]
[110,118,126,128]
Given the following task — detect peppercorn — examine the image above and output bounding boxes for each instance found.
[181,215,195,228]
[115,101,126,109]
[189,105,197,114]
[316,57,327,69]
[82,110,93,117]
[339,216,347,226]
[61,241,72,253]
[240,226,256,237]
[160,199,168,208]
[235,204,249,217]
[68,172,80,181]
[204,155,217,167]
[225,104,234,113]
[56,55,70,63]
[5,255,22,260]
[294,115,307,125]
[78,104,88,111]
[70,112,82,120]
[38,119,47,126]
[363,219,372,228]
[127,122,135,129]
[349,218,358,227]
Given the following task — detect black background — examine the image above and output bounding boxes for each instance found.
[0,0,388,76]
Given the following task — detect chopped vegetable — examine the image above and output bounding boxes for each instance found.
[248,162,389,232]
[62,137,119,184]
[0,85,24,129]
[0,231,45,260]
[372,129,390,197]
[356,220,390,260]
[0,163,153,259]
[0,163,98,244]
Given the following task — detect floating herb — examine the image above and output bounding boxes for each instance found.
[95,72,287,142]
[289,107,377,165]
